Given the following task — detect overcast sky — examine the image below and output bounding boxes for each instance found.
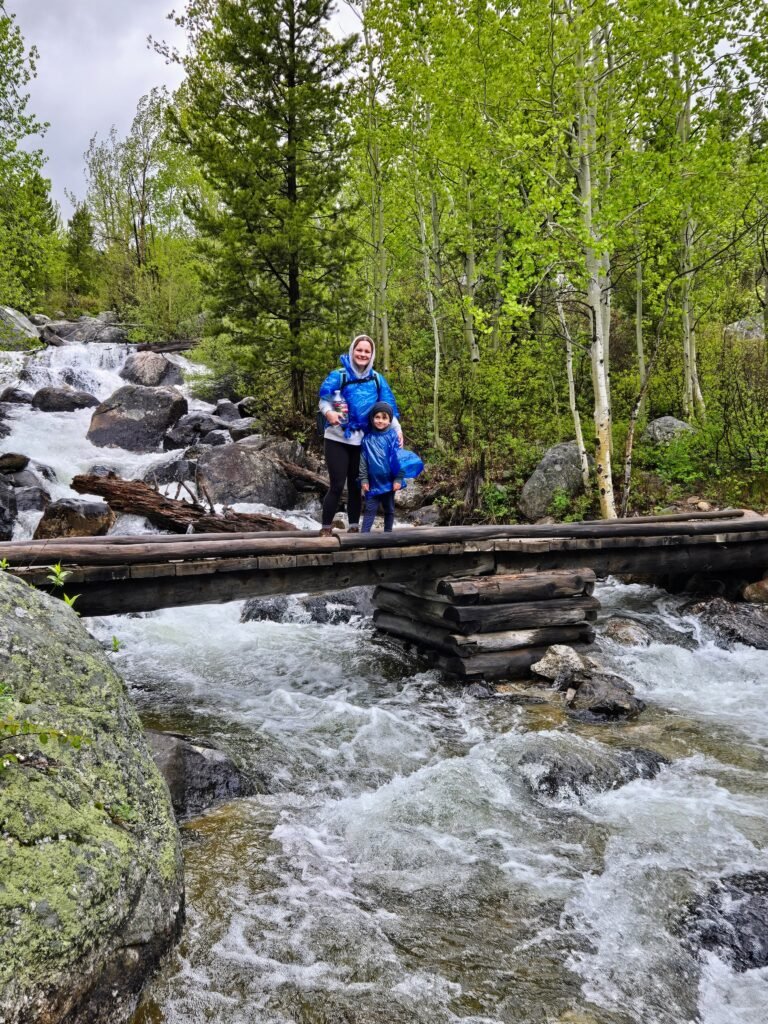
[11,0,359,221]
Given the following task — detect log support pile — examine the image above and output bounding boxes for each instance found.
[372,568,599,680]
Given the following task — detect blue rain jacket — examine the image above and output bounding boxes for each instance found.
[361,427,424,497]
[318,354,399,436]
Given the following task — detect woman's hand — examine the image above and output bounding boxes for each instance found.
[325,410,343,426]
[361,482,370,493]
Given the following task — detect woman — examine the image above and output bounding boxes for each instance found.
[318,334,402,535]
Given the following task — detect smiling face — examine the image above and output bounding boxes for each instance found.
[372,411,391,430]
[351,337,373,370]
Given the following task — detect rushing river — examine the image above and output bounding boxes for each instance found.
[3,342,768,1023]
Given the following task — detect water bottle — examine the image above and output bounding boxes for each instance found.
[332,388,348,424]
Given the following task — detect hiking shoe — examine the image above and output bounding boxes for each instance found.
[319,526,334,537]
[347,525,360,533]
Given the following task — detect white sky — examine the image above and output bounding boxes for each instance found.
[11,0,360,221]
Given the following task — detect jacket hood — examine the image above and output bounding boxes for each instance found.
[342,335,376,379]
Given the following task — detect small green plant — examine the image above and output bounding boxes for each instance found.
[107,801,137,825]
[0,557,9,570]
[62,593,80,609]
[111,636,124,653]
[46,563,80,615]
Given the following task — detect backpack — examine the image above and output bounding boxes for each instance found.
[316,370,382,437]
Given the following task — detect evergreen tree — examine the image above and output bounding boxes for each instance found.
[65,202,97,298]
[169,0,357,412]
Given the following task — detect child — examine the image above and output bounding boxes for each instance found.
[359,402,423,533]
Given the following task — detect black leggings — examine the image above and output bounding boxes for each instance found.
[322,439,362,527]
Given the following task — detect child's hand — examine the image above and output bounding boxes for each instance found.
[393,481,402,492]
[361,482,370,493]
[397,431,404,448]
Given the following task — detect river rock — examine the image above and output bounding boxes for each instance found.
[394,478,426,512]
[602,617,653,646]
[240,595,291,622]
[87,385,188,451]
[44,316,128,344]
[689,596,768,649]
[143,458,196,487]
[145,730,247,820]
[31,385,99,412]
[0,386,33,404]
[519,740,670,801]
[519,441,591,522]
[641,416,694,444]
[569,671,646,720]
[0,571,184,1024]
[238,434,309,467]
[15,485,50,512]
[120,351,183,388]
[215,399,240,421]
[28,312,51,326]
[408,503,441,526]
[0,479,17,539]
[202,429,230,446]
[0,305,40,348]
[34,498,115,539]
[742,579,768,604]
[0,452,29,473]
[531,644,589,681]
[197,443,297,508]
[240,586,374,625]
[684,872,768,971]
[227,416,261,441]
[237,395,259,417]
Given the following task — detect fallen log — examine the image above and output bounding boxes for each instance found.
[71,473,297,535]
[437,569,596,604]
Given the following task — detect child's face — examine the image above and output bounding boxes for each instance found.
[372,411,391,430]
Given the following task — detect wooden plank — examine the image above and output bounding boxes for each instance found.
[130,562,178,579]
[451,623,595,652]
[435,644,592,680]
[437,569,596,604]
[373,610,455,653]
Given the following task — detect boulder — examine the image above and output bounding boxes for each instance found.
[519,441,591,522]
[0,571,183,1024]
[163,412,229,450]
[31,385,99,412]
[119,352,183,388]
[519,741,669,801]
[33,498,115,539]
[214,399,240,422]
[689,596,768,649]
[602,617,653,646]
[87,386,188,452]
[531,644,589,682]
[3,469,41,489]
[142,458,196,487]
[394,477,426,512]
[227,416,260,441]
[28,313,51,327]
[145,731,247,820]
[202,429,230,446]
[15,486,50,512]
[44,316,128,344]
[240,586,374,625]
[197,443,297,508]
[237,395,259,417]
[724,315,765,343]
[0,479,17,539]
[641,416,694,444]
[568,671,646,720]
[0,306,40,349]
[0,453,30,473]
[0,386,33,404]
[683,872,768,972]
[238,434,308,466]
[408,503,441,526]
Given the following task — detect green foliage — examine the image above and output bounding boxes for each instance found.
[45,562,80,614]
[0,683,85,774]
[110,636,124,653]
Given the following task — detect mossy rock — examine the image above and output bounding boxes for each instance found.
[0,572,184,1023]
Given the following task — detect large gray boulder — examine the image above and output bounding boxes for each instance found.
[32,385,99,412]
[519,441,590,521]
[0,306,40,349]
[689,597,768,649]
[0,571,184,1024]
[33,498,114,539]
[197,442,298,507]
[120,352,183,388]
[163,411,231,450]
[146,731,247,821]
[87,385,188,451]
[44,316,128,344]
[641,416,694,444]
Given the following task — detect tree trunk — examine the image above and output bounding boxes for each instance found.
[556,277,591,488]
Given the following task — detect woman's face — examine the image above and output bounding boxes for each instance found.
[352,338,373,370]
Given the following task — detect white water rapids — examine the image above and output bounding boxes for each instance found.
[3,343,767,1023]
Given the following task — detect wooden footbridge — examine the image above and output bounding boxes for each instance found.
[2,509,767,618]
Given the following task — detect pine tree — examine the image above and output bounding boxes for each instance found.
[170,0,357,413]
[65,203,97,298]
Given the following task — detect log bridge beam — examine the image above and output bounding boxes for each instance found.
[1,510,767,618]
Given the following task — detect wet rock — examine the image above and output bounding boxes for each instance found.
[464,682,494,699]
[0,386,33,404]
[87,385,188,451]
[0,305,40,348]
[238,434,309,467]
[408,503,441,526]
[0,479,17,539]
[641,416,694,444]
[237,395,259,417]
[684,872,768,972]
[0,571,183,1024]
[15,485,50,512]
[31,384,99,412]
[240,587,374,625]
[602,617,652,646]
[44,316,128,344]
[519,441,593,522]
[742,579,768,604]
[0,452,29,473]
[31,460,56,482]
[240,595,291,622]
[39,325,70,346]
[163,412,229,450]
[146,730,247,820]
[568,671,646,720]
[28,312,51,326]
[34,498,115,539]
[120,351,183,387]
[202,429,230,446]
[394,478,426,512]
[197,443,297,508]
[689,596,768,649]
[4,468,41,489]
[519,742,670,801]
